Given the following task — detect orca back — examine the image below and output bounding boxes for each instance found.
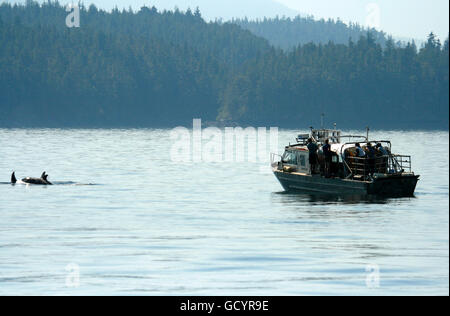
[22,177,49,185]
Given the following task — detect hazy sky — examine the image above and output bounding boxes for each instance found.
[276,0,449,40]
[10,0,449,40]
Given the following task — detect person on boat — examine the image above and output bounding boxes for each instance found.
[355,143,366,158]
[307,138,319,174]
[376,143,389,173]
[376,143,389,156]
[366,143,377,176]
[322,139,332,178]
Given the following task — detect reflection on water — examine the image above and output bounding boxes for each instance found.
[0,129,448,296]
[273,191,394,205]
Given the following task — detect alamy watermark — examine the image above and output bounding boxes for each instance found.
[66,4,80,28]
[365,264,380,288]
[365,3,381,30]
[65,263,80,288]
[170,119,279,172]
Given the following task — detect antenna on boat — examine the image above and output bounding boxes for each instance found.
[321,113,325,129]
[366,126,370,141]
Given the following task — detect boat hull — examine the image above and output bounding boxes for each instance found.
[274,170,419,197]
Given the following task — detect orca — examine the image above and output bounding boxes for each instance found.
[11,171,53,185]
[11,171,17,184]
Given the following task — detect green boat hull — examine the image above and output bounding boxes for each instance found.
[274,170,419,197]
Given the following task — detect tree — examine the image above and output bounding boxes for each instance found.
[194,7,202,19]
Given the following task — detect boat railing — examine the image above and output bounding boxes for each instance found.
[344,156,388,179]
[340,135,368,143]
[270,153,282,168]
[344,153,411,179]
[390,154,412,173]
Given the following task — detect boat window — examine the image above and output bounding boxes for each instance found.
[282,151,297,165]
[299,154,306,167]
[318,131,326,139]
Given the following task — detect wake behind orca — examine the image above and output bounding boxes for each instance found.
[11,171,52,185]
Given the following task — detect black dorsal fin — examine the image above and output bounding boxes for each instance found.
[11,172,17,184]
[41,172,52,184]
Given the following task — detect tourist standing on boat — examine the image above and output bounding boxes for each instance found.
[355,143,366,158]
[366,143,376,176]
[376,143,389,156]
[307,138,319,174]
[376,143,389,173]
[322,139,332,178]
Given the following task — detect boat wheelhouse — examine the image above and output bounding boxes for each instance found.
[271,128,420,197]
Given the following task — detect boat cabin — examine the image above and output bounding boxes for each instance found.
[280,146,310,174]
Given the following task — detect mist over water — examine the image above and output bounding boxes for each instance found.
[0,129,448,295]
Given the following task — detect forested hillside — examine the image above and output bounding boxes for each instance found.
[234,16,390,50]
[0,1,448,129]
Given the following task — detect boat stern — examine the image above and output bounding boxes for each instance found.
[369,173,420,197]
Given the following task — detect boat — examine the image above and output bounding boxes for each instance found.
[271,127,420,197]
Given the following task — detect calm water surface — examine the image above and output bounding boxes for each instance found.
[0,129,448,295]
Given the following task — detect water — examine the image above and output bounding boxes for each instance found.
[0,129,448,296]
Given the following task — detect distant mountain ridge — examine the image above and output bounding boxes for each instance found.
[150,0,300,20]
[86,0,421,49]
[12,0,423,48]
[47,0,300,20]
[234,15,390,50]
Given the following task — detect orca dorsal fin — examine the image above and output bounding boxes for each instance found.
[11,172,17,184]
[41,172,52,185]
